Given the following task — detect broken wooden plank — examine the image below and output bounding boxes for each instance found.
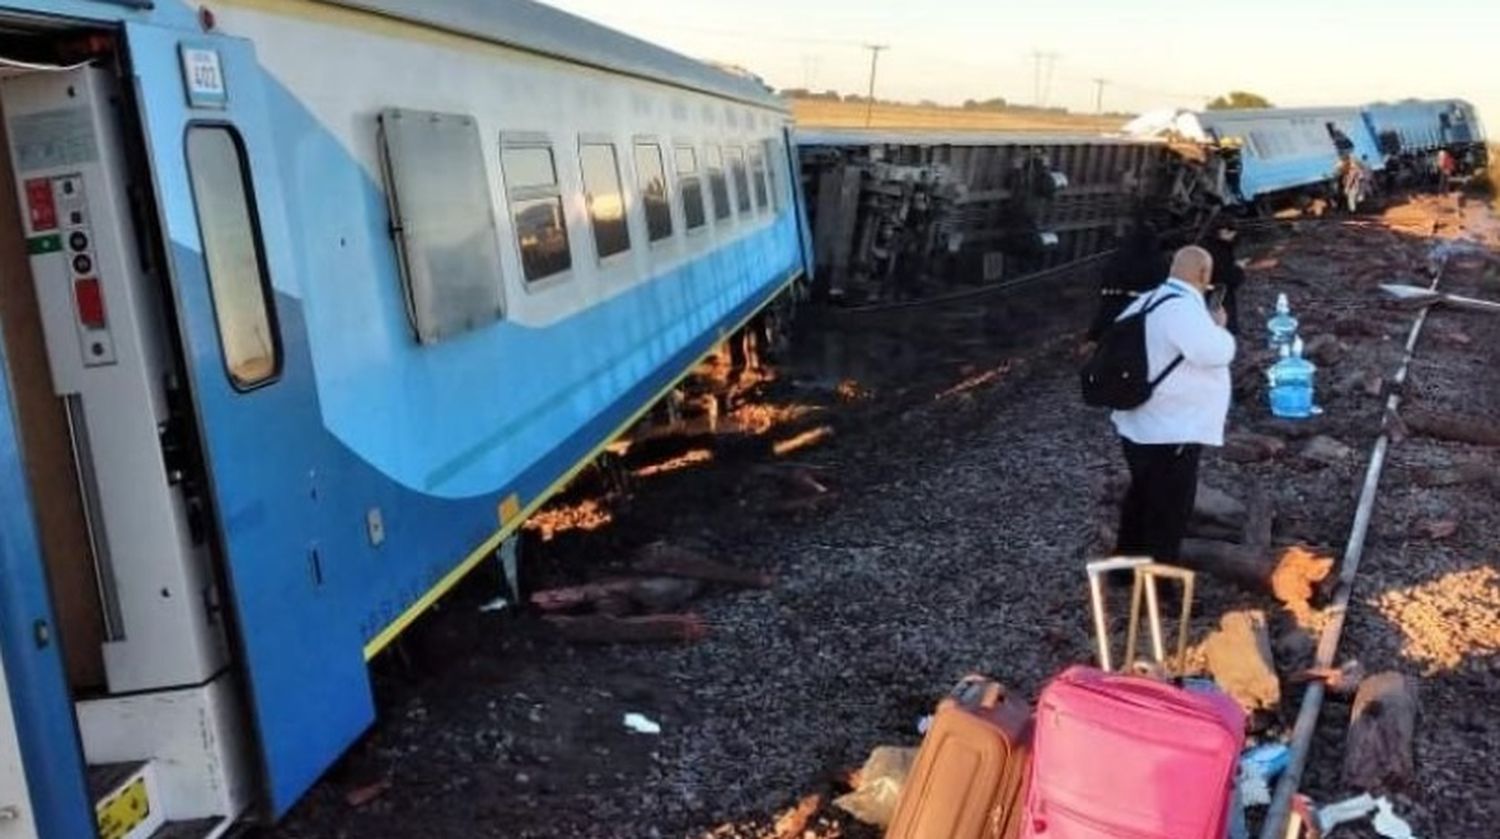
[1203,610,1281,713]
[633,542,774,588]
[1242,485,1275,551]
[530,580,639,613]
[1221,432,1287,464]
[1402,408,1500,447]
[1407,461,1499,488]
[1343,672,1418,791]
[544,613,707,645]
[1177,539,1275,592]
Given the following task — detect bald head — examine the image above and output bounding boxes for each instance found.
[1171,245,1214,291]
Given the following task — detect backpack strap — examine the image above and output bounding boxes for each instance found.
[1150,354,1186,387]
[1143,290,1184,388]
[1142,291,1181,314]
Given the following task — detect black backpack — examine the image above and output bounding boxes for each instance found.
[1080,290,1184,409]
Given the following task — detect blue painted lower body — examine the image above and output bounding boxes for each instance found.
[0,321,94,838]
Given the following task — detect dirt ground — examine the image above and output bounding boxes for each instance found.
[270,194,1500,839]
[790,98,1122,134]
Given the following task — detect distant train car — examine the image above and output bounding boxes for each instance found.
[1125,106,1384,205]
[1364,98,1487,175]
[0,1,809,836]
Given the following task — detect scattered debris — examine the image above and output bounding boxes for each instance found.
[1317,793,1415,839]
[1221,431,1287,464]
[531,579,642,613]
[1274,625,1317,672]
[1302,435,1356,467]
[628,577,704,612]
[1292,659,1366,697]
[544,613,708,645]
[1304,333,1347,367]
[632,541,774,588]
[623,712,662,735]
[1271,546,1335,619]
[1237,743,1291,807]
[832,746,917,827]
[773,793,825,838]
[1407,461,1497,488]
[478,597,510,614]
[1344,672,1418,791]
[1410,518,1458,540]
[1203,610,1281,712]
[1178,538,1275,591]
[1402,407,1500,446]
[772,425,835,456]
[1194,483,1248,530]
[344,779,391,808]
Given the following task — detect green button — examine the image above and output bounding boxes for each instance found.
[26,234,61,255]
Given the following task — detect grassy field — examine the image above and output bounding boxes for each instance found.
[791,98,1125,134]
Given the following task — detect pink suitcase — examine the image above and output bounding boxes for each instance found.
[1021,665,1245,838]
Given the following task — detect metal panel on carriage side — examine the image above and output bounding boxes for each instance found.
[124,24,373,815]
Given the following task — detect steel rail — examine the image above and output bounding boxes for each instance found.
[1257,237,1447,839]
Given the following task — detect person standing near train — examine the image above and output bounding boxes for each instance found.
[1110,245,1236,567]
[1203,221,1244,335]
[1086,212,1169,342]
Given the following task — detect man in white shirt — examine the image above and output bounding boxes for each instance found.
[1111,245,1236,565]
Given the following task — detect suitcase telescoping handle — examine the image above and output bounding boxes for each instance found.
[1085,557,1196,675]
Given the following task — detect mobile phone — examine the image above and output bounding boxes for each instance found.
[1208,285,1227,310]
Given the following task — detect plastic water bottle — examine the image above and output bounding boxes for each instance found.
[1267,338,1317,418]
[1266,293,1298,351]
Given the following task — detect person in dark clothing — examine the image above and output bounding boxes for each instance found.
[1086,214,1169,342]
[1202,221,1245,335]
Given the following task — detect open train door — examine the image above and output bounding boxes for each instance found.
[121,23,374,815]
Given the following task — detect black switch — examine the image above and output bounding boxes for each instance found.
[69,231,88,251]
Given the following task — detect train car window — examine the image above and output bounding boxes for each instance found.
[501,143,573,282]
[726,146,751,214]
[184,125,280,388]
[376,109,506,343]
[675,146,707,231]
[580,142,631,259]
[706,145,731,222]
[763,139,784,212]
[634,142,674,242]
[749,146,770,211]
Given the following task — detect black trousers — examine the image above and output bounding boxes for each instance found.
[1116,438,1202,563]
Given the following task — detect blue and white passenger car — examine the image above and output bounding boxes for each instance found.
[1125,106,1385,204]
[0,1,810,835]
[1363,98,1487,171]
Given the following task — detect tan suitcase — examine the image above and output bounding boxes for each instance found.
[885,675,1032,839]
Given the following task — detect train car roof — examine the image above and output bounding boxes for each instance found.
[794,128,1156,147]
[310,0,786,111]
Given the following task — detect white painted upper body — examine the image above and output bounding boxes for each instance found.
[1110,277,1236,446]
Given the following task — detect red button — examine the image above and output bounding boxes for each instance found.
[24,178,57,232]
[74,278,106,328]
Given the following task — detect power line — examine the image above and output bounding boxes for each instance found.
[862,44,889,127]
[1030,50,1060,106]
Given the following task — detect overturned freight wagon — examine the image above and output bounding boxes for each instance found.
[793,131,1213,304]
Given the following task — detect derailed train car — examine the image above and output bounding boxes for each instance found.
[0,1,809,836]
[1127,99,1487,207]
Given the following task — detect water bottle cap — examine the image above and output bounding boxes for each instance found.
[1275,292,1290,313]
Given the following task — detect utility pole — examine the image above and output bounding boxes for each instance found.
[1031,50,1059,107]
[863,44,888,128]
[1092,77,1108,114]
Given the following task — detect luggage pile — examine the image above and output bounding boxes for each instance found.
[884,559,1251,839]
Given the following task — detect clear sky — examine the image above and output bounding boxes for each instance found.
[540,0,1500,124]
